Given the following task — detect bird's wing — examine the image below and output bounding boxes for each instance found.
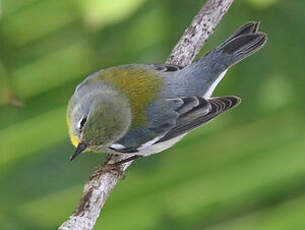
[109,96,203,153]
[110,95,240,153]
[156,96,241,143]
[109,98,179,153]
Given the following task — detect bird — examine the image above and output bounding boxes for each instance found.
[67,22,267,161]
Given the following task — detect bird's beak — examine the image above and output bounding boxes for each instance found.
[70,143,87,161]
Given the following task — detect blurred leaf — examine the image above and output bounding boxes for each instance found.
[0,0,2,19]
[258,73,294,110]
[0,60,23,106]
[12,41,95,99]
[246,0,280,9]
[1,0,77,45]
[0,106,67,170]
[18,186,82,228]
[78,0,146,29]
[205,195,305,230]
[1,0,39,17]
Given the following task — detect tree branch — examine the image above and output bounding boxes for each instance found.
[58,1,235,229]
[166,0,234,66]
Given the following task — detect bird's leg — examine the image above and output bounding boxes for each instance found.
[90,155,143,179]
[110,155,143,167]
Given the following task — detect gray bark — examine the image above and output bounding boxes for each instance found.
[166,0,234,66]
[58,0,235,229]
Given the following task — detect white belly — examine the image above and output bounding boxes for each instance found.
[136,134,186,156]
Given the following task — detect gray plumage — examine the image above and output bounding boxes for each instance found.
[114,22,266,154]
[160,21,266,98]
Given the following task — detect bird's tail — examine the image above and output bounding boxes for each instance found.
[196,21,267,74]
[172,22,267,98]
[216,21,267,67]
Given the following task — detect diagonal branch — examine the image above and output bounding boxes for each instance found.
[166,0,234,66]
[58,1,235,229]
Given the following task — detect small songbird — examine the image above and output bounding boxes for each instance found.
[67,22,267,161]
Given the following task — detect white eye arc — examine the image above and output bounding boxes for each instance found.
[77,117,87,130]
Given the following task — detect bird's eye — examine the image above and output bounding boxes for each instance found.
[78,117,87,130]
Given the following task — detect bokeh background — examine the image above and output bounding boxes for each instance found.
[0,0,305,229]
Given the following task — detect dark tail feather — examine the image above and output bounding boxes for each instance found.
[178,22,267,97]
[216,22,267,67]
[220,21,260,47]
[220,22,260,47]
[193,22,267,75]
[220,33,267,66]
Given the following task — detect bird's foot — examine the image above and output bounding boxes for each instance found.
[90,155,142,180]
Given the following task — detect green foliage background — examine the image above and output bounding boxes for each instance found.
[0,0,305,229]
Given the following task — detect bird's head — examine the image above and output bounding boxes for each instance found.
[66,81,131,160]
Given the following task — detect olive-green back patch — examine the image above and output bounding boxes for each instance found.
[91,66,163,127]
